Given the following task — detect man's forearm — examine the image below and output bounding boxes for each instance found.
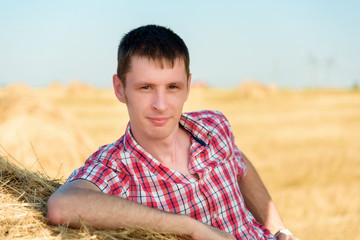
[238,154,284,234]
[47,180,191,233]
[46,180,236,240]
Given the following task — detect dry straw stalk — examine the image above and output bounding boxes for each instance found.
[0,155,191,240]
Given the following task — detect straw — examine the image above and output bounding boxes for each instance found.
[0,155,191,240]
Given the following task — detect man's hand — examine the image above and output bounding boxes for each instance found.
[276,232,300,240]
[189,220,236,240]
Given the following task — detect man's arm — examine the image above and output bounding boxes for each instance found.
[46,179,235,240]
[238,153,299,240]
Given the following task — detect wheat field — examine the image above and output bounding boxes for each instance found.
[0,83,359,239]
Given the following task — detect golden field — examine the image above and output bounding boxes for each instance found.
[1,82,359,239]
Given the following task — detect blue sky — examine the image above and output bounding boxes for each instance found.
[0,0,359,88]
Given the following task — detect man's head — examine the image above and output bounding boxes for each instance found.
[116,25,190,87]
[113,25,192,144]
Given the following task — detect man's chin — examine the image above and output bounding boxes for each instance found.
[146,127,174,140]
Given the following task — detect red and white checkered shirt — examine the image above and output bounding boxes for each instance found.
[68,110,275,239]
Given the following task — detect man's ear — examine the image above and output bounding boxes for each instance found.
[113,74,126,103]
[185,73,192,101]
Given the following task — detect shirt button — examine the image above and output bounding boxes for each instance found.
[207,132,213,138]
[213,212,217,219]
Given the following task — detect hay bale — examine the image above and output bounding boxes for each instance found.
[191,80,208,89]
[47,81,64,91]
[0,93,95,178]
[0,155,191,239]
[46,81,66,97]
[0,154,61,239]
[66,81,95,96]
[237,79,277,99]
[5,83,30,95]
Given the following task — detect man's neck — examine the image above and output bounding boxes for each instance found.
[132,125,190,169]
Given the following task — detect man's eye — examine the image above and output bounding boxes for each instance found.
[141,86,150,90]
[169,85,178,89]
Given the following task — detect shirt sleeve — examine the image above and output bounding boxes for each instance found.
[66,160,130,198]
[217,111,247,179]
[232,138,247,179]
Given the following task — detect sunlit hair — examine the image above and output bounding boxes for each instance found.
[117,25,190,86]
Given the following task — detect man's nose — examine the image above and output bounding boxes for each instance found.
[152,90,168,112]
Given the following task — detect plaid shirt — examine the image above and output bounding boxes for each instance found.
[68,110,275,239]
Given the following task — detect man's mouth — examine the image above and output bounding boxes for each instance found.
[147,117,170,126]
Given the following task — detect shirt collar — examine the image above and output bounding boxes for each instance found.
[121,112,213,165]
[179,112,212,146]
[122,122,161,172]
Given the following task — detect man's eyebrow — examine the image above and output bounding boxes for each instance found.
[133,81,154,86]
[134,79,186,86]
[168,81,185,85]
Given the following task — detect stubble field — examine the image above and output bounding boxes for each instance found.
[1,83,359,239]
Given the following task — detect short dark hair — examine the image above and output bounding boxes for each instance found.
[117,25,190,86]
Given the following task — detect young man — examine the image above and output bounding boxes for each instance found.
[47,25,298,240]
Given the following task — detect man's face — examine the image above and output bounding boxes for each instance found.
[113,57,191,142]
